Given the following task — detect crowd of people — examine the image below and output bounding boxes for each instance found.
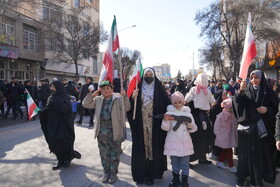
[1,67,280,187]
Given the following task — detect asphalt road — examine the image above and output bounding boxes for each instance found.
[0,116,279,187]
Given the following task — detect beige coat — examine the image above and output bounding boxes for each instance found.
[82,93,131,141]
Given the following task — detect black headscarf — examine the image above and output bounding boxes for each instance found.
[50,81,66,97]
[246,71,267,108]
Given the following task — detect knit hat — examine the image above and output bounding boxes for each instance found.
[221,98,232,109]
[171,91,185,104]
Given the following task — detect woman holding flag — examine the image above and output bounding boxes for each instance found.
[39,81,81,170]
[127,67,171,185]
[232,70,277,186]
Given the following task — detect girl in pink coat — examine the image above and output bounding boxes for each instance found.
[214,98,238,173]
[161,91,197,187]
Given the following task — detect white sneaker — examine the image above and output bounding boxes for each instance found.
[216,161,228,169]
[202,121,207,130]
[229,166,237,173]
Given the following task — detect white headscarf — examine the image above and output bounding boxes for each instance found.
[194,72,208,87]
[142,67,155,106]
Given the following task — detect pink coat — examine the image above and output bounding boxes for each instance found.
[214,110,238,149]
[161,105,197,157]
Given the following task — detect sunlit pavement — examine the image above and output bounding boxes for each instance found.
[0,116,279,187]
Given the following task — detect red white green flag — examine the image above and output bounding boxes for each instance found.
[99,15,120,85]
[127,59,144,98]
[239,12,257,80]
[26,89,40,120]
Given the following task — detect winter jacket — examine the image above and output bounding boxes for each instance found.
[161,105,197,157]
[6,83,23,103]
[82,93,131,141]
[40,84,51,101]
[214,110,238,149]
[79,83,91,101]
[185,86,215,110]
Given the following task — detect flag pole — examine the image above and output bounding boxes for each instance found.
[133,79,138,120]
[118,50,126,124]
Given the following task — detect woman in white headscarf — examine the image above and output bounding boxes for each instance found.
[185,72,215,164]
[127,67,171,185]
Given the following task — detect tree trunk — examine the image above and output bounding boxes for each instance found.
[74,61,80,79]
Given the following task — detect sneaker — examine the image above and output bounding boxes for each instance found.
[229,166,237,173]
[216,161,228,169]
[108,174,118,184]
[202,121,207,130]
[102,173,110,183]
[88,123,94,127]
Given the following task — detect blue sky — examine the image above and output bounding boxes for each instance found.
[100,0,214,77]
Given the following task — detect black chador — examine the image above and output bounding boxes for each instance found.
[39,81,81,170]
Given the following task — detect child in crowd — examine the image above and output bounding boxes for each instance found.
[161,91,197,187]
[70,95,79,125]
[214,98,238,173]
[185,72,215,130]
[82,81,131,184]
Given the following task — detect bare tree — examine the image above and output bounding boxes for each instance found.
[195,0,280,79]
[114,48,141,79]
[44,7,108,78]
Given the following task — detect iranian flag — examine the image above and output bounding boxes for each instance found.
[127,59,144,98]
[239,12,257,80]
[99,15,120,85]
[26,89,40,120]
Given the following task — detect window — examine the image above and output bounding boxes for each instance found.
[23,25,40,52]
[0,20,15,45]
[45,34,63,52]
[43,2,62,22]
[73,0,80,7]
[23,30,36,51]
[87,0,92,3]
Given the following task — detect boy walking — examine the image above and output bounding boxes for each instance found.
[82,81,131,184]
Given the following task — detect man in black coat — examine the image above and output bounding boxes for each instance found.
[6,77,24,120]
[76,76,94,126]
[39,78,51,108]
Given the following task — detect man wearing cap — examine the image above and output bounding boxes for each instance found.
[5,77,24,120]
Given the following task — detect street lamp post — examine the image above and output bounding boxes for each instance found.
[118,25,136,32]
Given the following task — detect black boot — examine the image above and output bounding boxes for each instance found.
[145,160,154,186]
[52,160,63,170]
[169,172,181,187]
[181,175,189,187]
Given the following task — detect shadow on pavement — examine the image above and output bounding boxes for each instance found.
[0,122,43,159]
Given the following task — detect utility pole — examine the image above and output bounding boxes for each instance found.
[192,52,194,80]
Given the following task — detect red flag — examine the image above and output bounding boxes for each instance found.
[99,16,119,85]
[127,59,144,98]
[239,12,257,80]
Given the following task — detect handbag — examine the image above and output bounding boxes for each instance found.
[237,124,255,135]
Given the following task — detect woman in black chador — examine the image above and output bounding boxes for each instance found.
[127,67,171,185]
[39,81,81,170]
[232,70,277,186]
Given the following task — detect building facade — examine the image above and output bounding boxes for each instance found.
[0,9,44,85]
[0,0,101,85]
[153,64,171,81]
